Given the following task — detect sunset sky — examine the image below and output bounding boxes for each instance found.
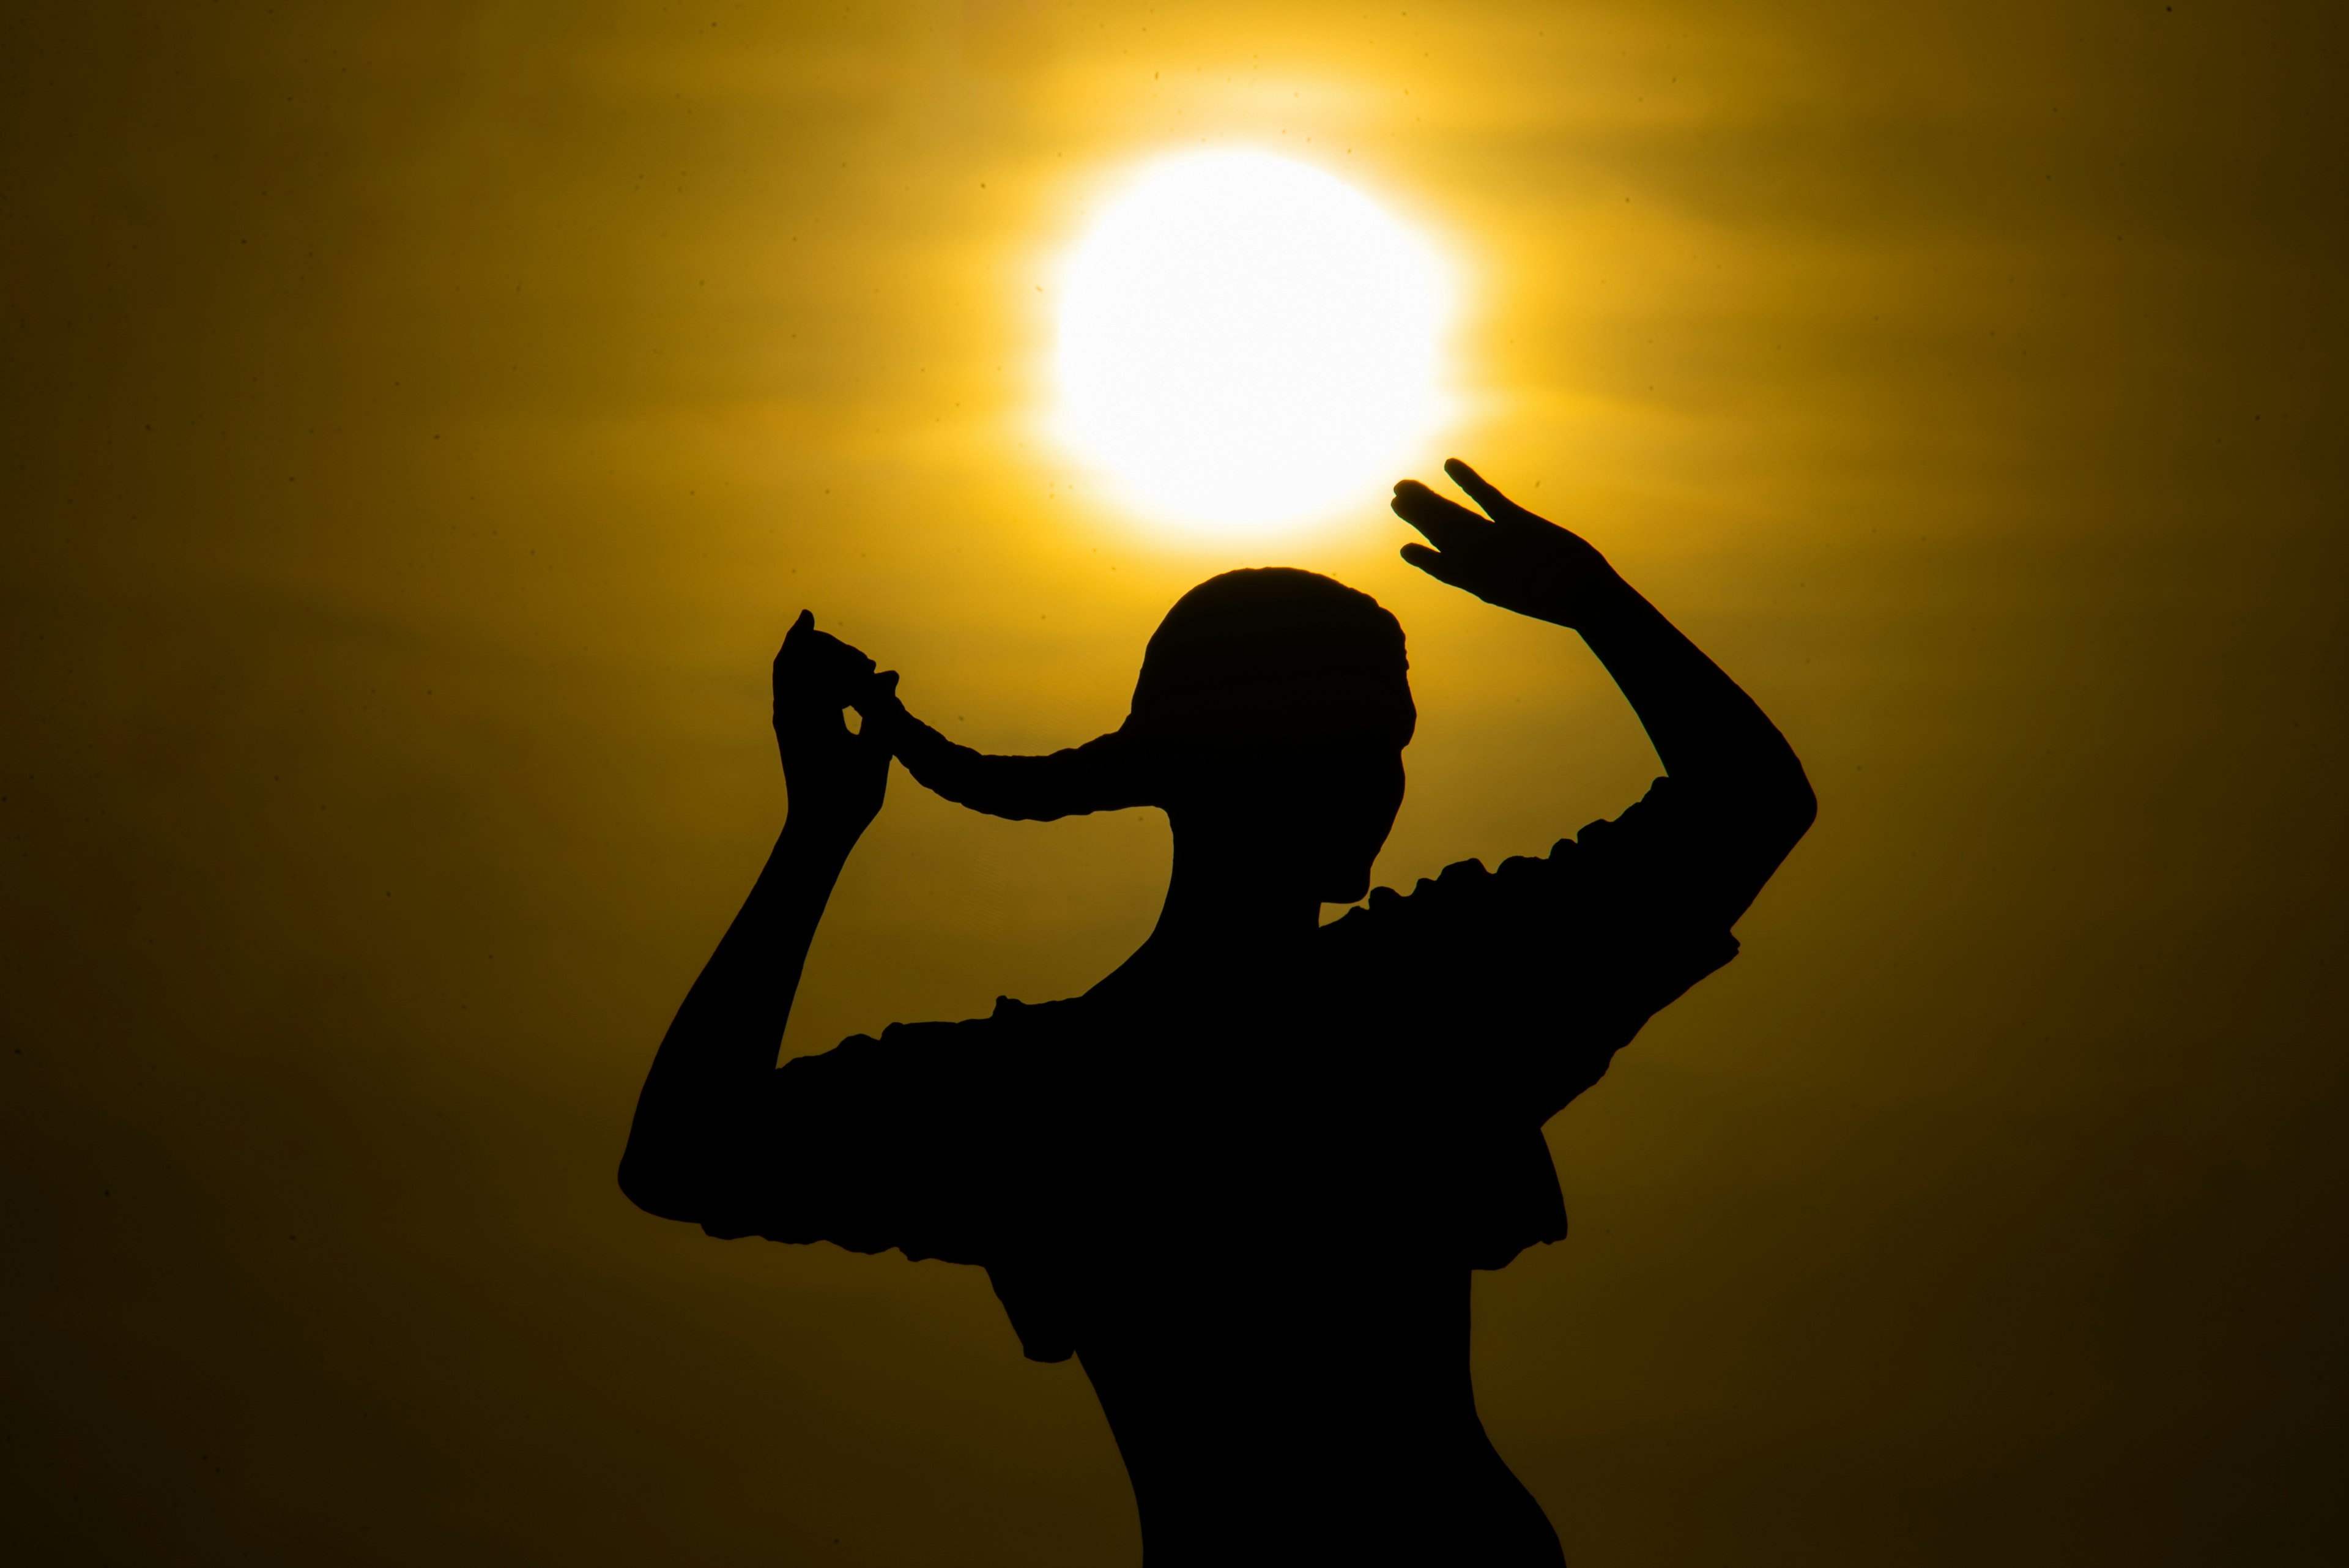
[5,2,2343,1562]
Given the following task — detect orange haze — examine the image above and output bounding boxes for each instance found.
[4,2,2343,1562]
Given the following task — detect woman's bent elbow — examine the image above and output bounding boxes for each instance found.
[617,1147,704,1224]
[1783,771,1819,841]
[1740,765,1817,873]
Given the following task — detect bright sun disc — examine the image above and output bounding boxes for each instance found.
[1056,152,1450,535]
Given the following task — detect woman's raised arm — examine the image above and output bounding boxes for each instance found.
[618,612,897,1222]
[1392,460,1816,927]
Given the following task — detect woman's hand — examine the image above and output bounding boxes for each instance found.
[1391,459,1619,628]
[772,610,896,839]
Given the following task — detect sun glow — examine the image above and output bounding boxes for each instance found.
[1055,151,1452,536]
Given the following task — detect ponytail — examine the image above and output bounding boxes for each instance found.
[862,567,1413,823]
[874,706,1157,822]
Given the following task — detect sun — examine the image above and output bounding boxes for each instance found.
[1055,151,1452,537]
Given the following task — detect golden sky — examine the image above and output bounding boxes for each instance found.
[4,2,2344,1561]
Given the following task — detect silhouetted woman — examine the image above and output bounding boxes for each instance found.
[621,461,1815,1564]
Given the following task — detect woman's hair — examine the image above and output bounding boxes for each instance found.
[877,568,1414,822]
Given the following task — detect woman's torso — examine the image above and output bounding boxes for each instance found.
[1073,1247,1564,1566]
[1000,964,1565,1566]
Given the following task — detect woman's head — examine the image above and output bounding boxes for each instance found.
[880,568,1414,903]
[1124,569,1412,902]
[1124,568,1414,750]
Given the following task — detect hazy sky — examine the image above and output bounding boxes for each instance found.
[5,2,2344,1562]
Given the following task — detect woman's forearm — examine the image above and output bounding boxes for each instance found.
[1565,570,1815,933]
[1572,569,1813,823]
[618,815,858,1218]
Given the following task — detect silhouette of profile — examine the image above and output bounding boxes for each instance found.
[621,460,1816,1564]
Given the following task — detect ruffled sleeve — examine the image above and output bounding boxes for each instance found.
[691,999,1090,1361]
[1318,776,1743,1268]
[1327,775,1740,1116]
[695,1004,1038,1263]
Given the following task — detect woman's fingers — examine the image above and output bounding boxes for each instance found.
[775,612,892,736]
[781,617,877,680]
[1400,541,1476,590]
[1391,479,1494,547]
[851,669,906,724]
[855,685,897,756]
[1441,458,1524,521]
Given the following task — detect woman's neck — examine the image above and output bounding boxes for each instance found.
[1094,833,1323,998]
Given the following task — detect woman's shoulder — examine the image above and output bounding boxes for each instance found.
[785,994,1086,1083]
[1318,776,1704,953]
[1319,839,1583,953]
